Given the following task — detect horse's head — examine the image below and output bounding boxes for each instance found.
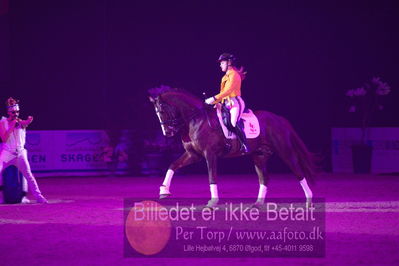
[148,86,204,137]
[149,95,181,137]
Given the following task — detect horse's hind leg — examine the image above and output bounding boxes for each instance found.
[252,152,271,206]
[299,177,313,208]
[160,151,201,199]
[286,158,313,207]
[205,152,218,208]
[283,154,313,207]
[276,144,314,208]
[285,157,314,207]
[285,163,313,208]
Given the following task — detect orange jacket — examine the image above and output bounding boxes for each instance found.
[214,68,242,103]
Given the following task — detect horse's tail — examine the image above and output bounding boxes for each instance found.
[262,112,317,184]
[286,124,317,184]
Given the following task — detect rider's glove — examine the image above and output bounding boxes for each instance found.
[205,96,216,105]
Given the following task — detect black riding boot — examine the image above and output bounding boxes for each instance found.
[234,124,249,153]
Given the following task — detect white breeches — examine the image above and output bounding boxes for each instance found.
[225,96,245,127]
[0,149,42,197]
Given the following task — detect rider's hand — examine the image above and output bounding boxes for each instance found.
[205,96,216,105]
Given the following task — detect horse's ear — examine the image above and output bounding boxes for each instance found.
[149,96,155,103]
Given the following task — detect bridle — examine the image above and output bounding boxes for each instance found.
[157,110,183,128]
[155,100,184,134]
[154,97,206,134]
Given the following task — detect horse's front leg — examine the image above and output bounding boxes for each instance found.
[160,151,201,199]
[205,152,218,208]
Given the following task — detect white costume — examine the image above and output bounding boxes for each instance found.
[224,95,245,127]
[0,116,46,203]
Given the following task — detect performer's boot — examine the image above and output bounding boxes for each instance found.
[21,194,31,204]
[20,178,30,203]
[234,124,249,153]
[25,174,48,203]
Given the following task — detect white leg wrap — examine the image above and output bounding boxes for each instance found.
[207,184,219,208]
[300,178,313,199]
[256,184,267,204]
[160,186,170,195]
[210,184,219,199]
[160,169,174,195]
[162,169,174,188]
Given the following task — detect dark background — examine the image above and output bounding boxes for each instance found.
[1,0,398,173]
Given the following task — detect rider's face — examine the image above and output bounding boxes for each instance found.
[220,61,228,72]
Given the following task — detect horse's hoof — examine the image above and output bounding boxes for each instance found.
[203,205,214,211]
[159,194,171,199]
[251,201,264,209]
[205,199,219,209]
[306,199,314,209]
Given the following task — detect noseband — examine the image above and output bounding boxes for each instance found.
[156,102,184,131]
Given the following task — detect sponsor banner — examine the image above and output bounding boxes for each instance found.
[25,130,129,176]
[332,128,399,173]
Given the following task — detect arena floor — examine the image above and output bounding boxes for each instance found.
[0,173,398,265]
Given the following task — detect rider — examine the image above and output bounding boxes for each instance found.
[205,53,249,153]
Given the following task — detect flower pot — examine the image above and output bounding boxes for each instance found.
[351,144,372,174]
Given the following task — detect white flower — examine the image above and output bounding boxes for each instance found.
[346,87,367,97]
[354,87,367,96]
[345,77,392,115]
[371,77,381,84]
[376,83,391,96]
[372,76,391,96]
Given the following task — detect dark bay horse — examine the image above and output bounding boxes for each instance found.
[148,87,315,207]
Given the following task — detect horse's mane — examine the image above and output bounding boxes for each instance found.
[148,85,203,109]
[148,85,176,98]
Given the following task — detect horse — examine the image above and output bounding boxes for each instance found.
[148,86,316,208]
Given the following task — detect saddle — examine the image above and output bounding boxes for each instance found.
[216,104,260,139]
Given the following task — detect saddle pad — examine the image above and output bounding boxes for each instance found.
[216,106,260,139]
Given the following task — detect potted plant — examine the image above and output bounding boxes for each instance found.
[345,77,391,173]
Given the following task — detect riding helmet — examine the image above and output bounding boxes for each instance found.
[218,53,236,63]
